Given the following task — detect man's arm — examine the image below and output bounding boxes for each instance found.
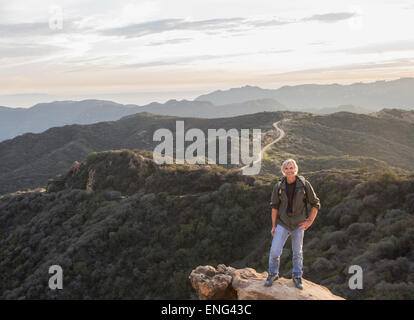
[307,206,318,223]
[298,207,318,231]
[270,182,281,210]
[305,181,321,210]
[299,181,321,231]
[270,182,281,237]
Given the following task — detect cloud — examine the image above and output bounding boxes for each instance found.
[302,12,356,23]
[332,40,414,54]
[260,49,294,54]
[333,58,414,71]
[101,17,246,38]
[404,3,414,10]
[0,22,51,37]
[146,37,192,46]
[308,41,330,46]
[99,12,357,39]
[0,44,65,58]
[117,53,248,69]
[266,58,414,77]
[0,19,91,38]
[247,18,293,27]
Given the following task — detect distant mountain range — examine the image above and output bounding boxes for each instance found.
[0,100,137,143]
[0,99,285,142]
[196,78,414,110]
[1,78,414,142]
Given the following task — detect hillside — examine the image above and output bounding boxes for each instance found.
[371,108,414,124]
[0,149,413,299]
[0,111,303,195]
[259,112,414,179]
[311,104,372,115]
[1,110,414,195]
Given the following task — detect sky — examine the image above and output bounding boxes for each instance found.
[1,0,414,107]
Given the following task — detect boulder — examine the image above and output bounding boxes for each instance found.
[189,264,345,300]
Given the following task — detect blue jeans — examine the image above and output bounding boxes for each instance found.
[268,224,304,278]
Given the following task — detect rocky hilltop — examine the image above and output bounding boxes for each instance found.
[189,265,345,300]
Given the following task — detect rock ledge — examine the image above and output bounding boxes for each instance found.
[189,264,345,300]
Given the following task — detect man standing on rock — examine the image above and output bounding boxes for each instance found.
[264,159,321,290]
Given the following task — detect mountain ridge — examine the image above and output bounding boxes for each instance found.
[2,77,414,142]
[195,77,414,110]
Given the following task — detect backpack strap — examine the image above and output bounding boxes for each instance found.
[297,175,308,200]
[277,176,285,196]
[297,175,310,216]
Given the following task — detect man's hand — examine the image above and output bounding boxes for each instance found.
[298,219,313,231]
[271,227,276,237]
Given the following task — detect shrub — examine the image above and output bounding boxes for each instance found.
[311,257,335,273]
[347,222,375,237]
[319,230,347,250]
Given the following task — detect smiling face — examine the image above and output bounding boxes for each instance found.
[282,160,298,179]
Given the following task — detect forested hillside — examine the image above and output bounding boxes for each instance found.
[1,149,413,299]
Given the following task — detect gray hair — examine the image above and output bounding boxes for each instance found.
[281,159,298,176]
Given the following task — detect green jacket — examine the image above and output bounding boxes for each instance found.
[270,175,321,231]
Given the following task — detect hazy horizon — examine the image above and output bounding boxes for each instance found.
[2,77,413,109]
[2,0,414,107]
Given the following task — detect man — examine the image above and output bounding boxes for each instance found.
[264,159,321,290]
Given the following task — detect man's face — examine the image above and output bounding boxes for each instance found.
[283,163,296,178]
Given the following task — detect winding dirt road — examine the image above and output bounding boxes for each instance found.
[239,118,290,173]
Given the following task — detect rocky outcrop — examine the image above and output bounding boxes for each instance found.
[189,264,345,300]
[70,161,81,175]
[86,169,95,192]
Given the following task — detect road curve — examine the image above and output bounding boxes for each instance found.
[238,119,289,172]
